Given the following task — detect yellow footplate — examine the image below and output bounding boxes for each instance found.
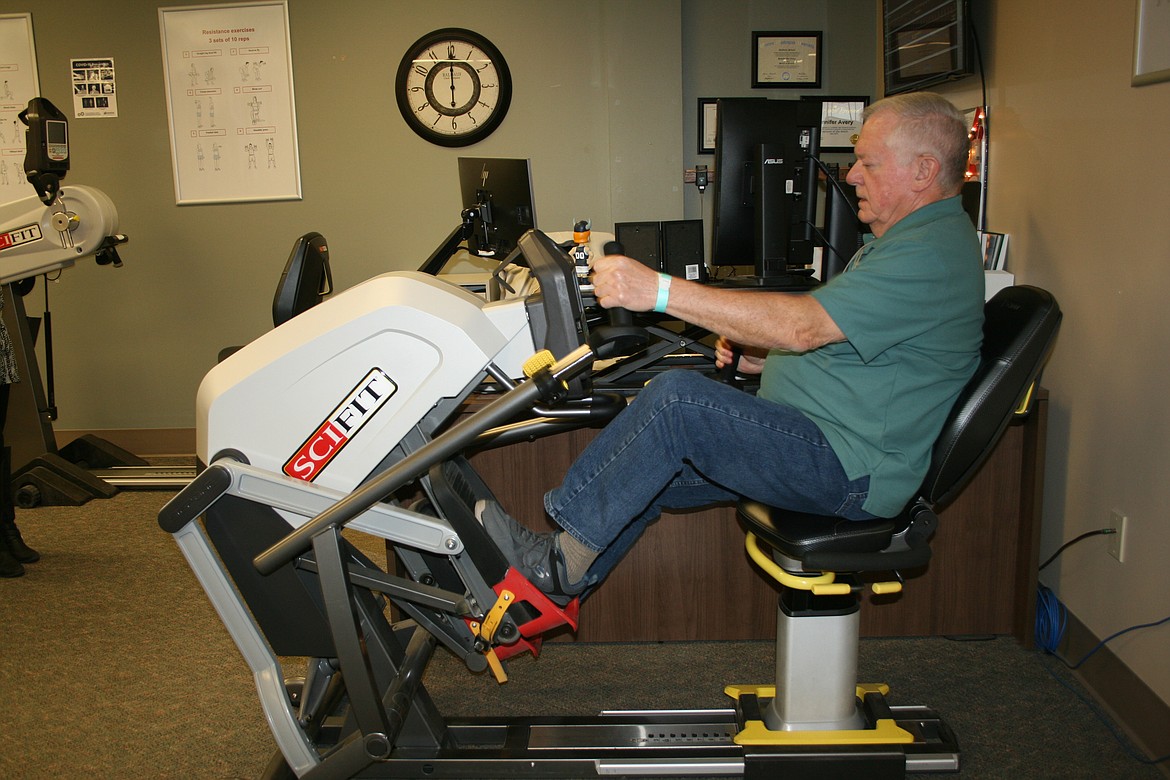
[724,684,915,746]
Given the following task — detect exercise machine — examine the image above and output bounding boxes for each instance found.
[2,98,335,502]
[161,225,1060,778]
[89,230,337,493]
[0,97,136,507]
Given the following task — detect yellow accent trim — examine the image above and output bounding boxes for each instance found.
[744,532,837,590]
[478,589,514,642]
[855,682,891,696]
[1015,381,1036,415]
[733,717,915,745]
[523,350,556,378]
[484,648,508,684]
[811,582,852,596]
[724,683,890,700]
[725,683,912,745]
[871,580,903,595]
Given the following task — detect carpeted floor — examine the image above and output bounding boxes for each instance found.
[0,489,1163,779]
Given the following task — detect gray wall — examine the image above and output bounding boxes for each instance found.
[1,0,874,434]
[0,0,689,430]
[682,0,876,223]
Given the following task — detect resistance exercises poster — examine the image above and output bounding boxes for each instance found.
[159,1,302,204]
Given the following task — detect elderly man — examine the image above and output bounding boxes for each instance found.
[480,91,985,604]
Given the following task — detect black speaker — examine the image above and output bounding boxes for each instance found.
[661,219,706,282]
[614,222,662,271]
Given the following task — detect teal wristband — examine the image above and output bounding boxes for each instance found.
[653,273,672,313]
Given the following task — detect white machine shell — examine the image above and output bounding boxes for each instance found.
[198,271,533,494]
[0,185,119,284]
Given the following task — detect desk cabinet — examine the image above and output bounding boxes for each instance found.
[467,393,1047,646]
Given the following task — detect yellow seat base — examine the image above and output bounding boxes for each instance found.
[725,683,916,746]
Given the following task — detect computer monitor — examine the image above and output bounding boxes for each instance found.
[457,157,537,259]
[710,98,822,285]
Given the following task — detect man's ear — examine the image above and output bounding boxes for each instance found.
[911,154,942,192]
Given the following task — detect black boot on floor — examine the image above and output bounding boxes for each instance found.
[0,447,37,564]
[0,544,23,578]
[1,521,38,563]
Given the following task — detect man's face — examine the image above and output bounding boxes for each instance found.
[845,112,920,237]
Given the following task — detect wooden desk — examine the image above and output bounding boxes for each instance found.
[467,391,1047,646]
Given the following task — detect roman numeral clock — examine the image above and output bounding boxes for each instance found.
[395,28,513,147]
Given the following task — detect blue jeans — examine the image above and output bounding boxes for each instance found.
[543,369,876,584]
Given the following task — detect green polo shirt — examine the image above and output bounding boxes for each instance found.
[758,196,984,516]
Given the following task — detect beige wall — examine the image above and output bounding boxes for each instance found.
[931,1,1170,710]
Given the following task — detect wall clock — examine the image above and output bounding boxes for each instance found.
[395,28,512,147]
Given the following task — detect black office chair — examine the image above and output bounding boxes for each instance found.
[218,232,333,362]
[733,285,1061,751]
[272,231,333,327]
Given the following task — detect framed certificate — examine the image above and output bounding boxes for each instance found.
[752,31,822,88]
[697,98,719,154]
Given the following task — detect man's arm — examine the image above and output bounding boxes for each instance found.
[591,254,845,353]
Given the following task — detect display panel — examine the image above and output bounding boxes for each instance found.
[709,98,821,285]
[882,0,973,96]
[457,157,537,259]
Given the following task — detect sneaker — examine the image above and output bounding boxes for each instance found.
[474,500,587,605]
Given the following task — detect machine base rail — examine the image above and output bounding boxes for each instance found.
[88,464,196,490]
[273,705,958,778]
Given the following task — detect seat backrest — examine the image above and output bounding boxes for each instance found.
[920,285,1061,509]
[272,231,333,327]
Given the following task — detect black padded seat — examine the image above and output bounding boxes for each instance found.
[737,504,899,561]
[739,285,1062,575]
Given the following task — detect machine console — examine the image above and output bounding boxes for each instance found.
[19,97,70,205]
[514,229,591,397]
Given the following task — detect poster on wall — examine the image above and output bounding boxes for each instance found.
[71,58,119,118]
[0,13,40,205]
[159,1,301,205]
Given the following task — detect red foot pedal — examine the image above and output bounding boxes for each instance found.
[488,568,580,661]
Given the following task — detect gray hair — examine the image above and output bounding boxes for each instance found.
[863,92,969,192]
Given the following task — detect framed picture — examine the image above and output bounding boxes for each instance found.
[158,0,303,204]
[1133,0,1170,86]
[752,31,822,88]
[801,95,867,153]
[697,98,719,154]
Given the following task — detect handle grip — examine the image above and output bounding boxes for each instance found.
[601,241,633,327]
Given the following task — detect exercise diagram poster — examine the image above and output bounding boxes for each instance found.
[159,1,301,204]
[0,14,39,205]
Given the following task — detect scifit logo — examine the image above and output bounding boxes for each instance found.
[0,224,44,252]
[283,368,397,481]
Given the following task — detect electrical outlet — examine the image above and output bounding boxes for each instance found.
[1108,511,1128,562]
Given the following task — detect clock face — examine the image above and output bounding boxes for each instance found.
[395,28,512,147]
